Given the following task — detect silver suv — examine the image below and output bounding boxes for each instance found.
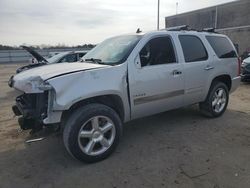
[9,27,241,162]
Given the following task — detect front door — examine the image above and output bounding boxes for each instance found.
[128,35,185,119]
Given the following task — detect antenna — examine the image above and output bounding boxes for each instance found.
[136,28,142,33]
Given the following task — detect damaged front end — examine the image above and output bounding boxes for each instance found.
[10,76,55,133]
[13,92,49,131]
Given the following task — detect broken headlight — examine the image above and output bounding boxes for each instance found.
[21,76,52,93]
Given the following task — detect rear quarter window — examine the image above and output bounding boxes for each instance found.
[78,53,86,58]
[206,36,237,58]
[179,35,208,63]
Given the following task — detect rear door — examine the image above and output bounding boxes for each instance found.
[178,35,212,105]
[128,35,185,119]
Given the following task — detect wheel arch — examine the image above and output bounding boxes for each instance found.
[200,75,231,118]
[204,74,232,101]
[210,74,232,91]
[61,94,125,127]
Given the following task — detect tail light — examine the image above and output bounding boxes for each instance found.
[238,57,241,76]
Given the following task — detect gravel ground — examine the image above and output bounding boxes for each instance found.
[0,64,250,188]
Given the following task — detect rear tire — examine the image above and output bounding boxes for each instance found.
[63,103,122,163]
[199,82,229,118]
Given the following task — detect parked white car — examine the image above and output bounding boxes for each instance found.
[9,26,241,162]
[241,56,250,82]
[16,46,88,73]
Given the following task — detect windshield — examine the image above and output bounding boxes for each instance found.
[46,52,70,64]
[82,35,142,65]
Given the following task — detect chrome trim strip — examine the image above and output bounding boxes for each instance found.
[134,89,184,105]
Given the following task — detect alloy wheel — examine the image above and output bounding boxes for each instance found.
[77,116,116,156]
[212,88,227,113]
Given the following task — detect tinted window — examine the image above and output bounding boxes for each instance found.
[206,36,237,58]
[78,53,86,58]
[60,54,77,63]
[83,35,142,65]
[139,36,176,67]
[179,35,208,62]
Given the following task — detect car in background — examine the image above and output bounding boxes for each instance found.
[241,56,250,82]
[47,52,61,58]
[16,46,88,73]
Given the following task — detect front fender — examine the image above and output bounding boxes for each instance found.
[46,64,130,121]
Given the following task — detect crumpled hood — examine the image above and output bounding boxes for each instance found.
[13,62,108,81]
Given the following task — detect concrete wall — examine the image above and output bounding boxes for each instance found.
[166,7,216,30]
[219,27,250,55]
[165,0,250,55]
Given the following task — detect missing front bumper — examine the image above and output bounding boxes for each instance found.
[13,92,48,131]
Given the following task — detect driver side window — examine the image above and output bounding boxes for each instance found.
[60,54,77,63]
[139,36,176,67]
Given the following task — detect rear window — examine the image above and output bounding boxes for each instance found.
[206,36,237,58]
[179,35,208,63]
[78,53,86,58]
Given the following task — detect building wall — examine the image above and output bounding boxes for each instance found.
[165,0,250,55]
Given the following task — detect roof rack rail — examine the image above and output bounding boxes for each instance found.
[202,28,216,33]
[166,25,190,31]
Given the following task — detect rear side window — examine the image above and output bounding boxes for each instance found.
[206,36,237,58]
[60,54,77,63]
[78,53,86,58]
[179,35,208,63]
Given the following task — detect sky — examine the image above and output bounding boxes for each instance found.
[0,0,236,46]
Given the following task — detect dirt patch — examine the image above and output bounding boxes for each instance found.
[0,64,250,188]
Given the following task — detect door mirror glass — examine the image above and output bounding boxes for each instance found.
[134,54,141,69]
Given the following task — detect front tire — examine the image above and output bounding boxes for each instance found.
[199,82,229,118]
[63,103,122,163]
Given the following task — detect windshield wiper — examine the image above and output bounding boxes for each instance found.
[84,58,102,64]
[84,58,116,66]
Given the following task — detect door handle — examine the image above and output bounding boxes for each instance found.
[172,70,182,75]
[204,66,214,71]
